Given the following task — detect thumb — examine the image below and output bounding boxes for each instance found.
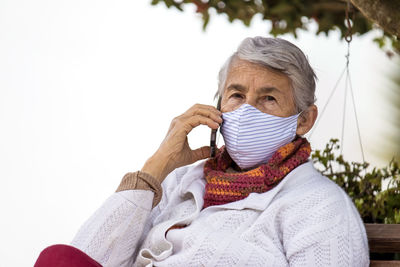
[191,146,211,162]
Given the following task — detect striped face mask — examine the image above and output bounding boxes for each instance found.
[220,104,300,170]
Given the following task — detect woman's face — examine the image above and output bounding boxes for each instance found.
[221,58,297,117]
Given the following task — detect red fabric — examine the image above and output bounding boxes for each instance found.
[34,244,102,267]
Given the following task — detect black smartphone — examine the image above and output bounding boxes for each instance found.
[210,96,222,157]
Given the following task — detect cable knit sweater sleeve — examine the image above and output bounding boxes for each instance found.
[70,190,154,267]
[69,169,180,267]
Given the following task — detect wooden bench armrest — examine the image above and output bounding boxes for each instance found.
[365,223,400,253]
[370,260,400,266]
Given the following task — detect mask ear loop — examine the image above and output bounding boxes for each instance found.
[298,109,305,118]
[295,109,305,138]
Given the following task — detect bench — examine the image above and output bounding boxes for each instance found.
[365,224,400,266]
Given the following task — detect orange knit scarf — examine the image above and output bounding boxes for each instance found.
[203,137,311,208]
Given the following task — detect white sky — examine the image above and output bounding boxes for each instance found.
[0,0,397,265]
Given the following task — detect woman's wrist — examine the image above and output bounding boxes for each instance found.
[116,171,163,208]
[141,152,171,184]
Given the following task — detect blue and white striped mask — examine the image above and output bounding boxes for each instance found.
[220,104,300,170]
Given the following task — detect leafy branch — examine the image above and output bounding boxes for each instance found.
[150,0,399,55]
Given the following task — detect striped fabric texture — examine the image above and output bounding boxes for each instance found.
[220,104,299,170]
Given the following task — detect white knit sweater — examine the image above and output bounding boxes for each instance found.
[71,160,370,267]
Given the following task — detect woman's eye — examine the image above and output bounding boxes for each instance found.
[231,93,243,99]
[265,95,276,101]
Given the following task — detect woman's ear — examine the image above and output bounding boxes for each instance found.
[296,104,318,136]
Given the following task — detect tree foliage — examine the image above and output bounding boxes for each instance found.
[312,139,400,223]
[151,0,399,54]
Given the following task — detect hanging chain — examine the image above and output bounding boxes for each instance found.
[341,0,352,154]
[344,0,352,68]
[348,72,366,163]
[310,0,365,163]
[308,66,346,139]
[340,71,349,155]
[344,0,353,44]
[341,0,366,163]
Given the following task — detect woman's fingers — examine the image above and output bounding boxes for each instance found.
[192,108,223,125]
[170,114,219,136]
[186,104,222,123]
[163,104,222,160]
[191,146,211,162]
[183,114,220,135]
[169,104,222,136]
[144,103,222,182]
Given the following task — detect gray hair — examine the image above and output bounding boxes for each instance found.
[215,37,317,112]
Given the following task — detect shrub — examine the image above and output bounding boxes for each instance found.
[311,139,400,223]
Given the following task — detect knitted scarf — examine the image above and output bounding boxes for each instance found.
[203,137,311,208]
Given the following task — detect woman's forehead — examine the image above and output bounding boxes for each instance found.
[225,60,292,95]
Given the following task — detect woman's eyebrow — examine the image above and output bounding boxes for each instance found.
[257,86,282,95]
[226,84,282,95]
[226,84,247,93]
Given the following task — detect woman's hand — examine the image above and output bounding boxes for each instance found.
[141,104,222,183]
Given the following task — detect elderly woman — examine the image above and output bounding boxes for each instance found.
[36,37,369,267]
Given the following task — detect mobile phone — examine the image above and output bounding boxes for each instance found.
[210,96,222,157]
